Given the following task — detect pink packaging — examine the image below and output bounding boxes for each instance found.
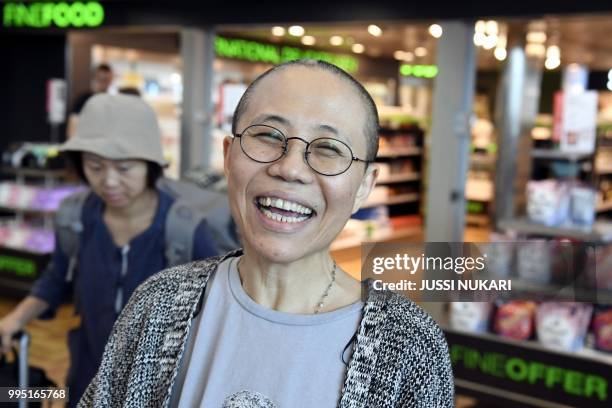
[536,302,593,351]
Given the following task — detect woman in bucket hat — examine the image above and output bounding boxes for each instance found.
[0,94,221,406]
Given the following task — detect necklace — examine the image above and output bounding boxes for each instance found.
[314,260,337,314]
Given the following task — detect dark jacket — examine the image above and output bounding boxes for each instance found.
[30,189,220,405]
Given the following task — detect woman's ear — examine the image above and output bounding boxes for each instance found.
[352,164,379,214]
[223,136,234,178]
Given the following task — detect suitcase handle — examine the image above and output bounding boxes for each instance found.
[11,331,30,408]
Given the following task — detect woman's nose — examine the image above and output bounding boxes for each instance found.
[267,139,314,183]
[102,167,121,187]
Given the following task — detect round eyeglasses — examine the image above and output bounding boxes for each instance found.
[233,124,372,176]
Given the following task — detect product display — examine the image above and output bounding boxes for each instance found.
[516,240,552,284]
[535,302,593,351]
[493,300,537,340]
[484,233,515,278]
[0,224,54,254]
[570,185,596,226]
[449,302,492,333]
[0,182,84,213]
[592,306,612,352]
[526,179,570,226]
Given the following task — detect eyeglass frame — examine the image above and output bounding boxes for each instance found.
[233,124,373,176]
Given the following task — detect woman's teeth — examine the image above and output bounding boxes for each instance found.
[260,207,309,223]
[257,197,313,215]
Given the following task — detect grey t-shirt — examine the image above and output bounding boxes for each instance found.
[170,257,363,408]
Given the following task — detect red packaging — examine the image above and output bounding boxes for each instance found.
[593,308,612,352]
[493,301,538,340]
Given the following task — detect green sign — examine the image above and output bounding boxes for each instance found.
[399,64,438,78]
[3,2,105,28]
[451,343,608,402]
[0,255,36,278]
[215,36,359,73]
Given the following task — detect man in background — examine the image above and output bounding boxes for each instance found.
[67,63,113,138]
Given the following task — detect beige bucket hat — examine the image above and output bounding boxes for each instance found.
[60,93,167,166]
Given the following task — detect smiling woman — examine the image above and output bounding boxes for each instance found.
[78,60,454,408]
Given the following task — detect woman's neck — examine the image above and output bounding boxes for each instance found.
[105,189,159,221]
[237,250,360,314]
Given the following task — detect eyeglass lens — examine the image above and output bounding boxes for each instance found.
[239,125,354,175]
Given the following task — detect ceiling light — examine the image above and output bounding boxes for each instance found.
[607,80,612,91]
[485,20,498,35]
[546,45,560,59]
[607,69,612,80]
[367,24,382,37]
[394,50,406,60]
[288,25,305,37]
[403,51,414,62]
[428,24,443,38]
[473,32,486,47]
[475,20,486,33]
[525,43,546,58]
[352,43,365,54]
[494,47,507,61]
[271,26,285,37]
[301,35,316,46]
[526,31,547,44]
[545,58,561,70]
[414,47,427,57]
[483,35,498,50]
[329,35,343,46]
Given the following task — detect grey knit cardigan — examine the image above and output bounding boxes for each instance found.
[78,250,454,407]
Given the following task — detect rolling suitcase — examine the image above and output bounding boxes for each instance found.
[0,331,55,408]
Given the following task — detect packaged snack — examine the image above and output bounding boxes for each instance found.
[592,306,612,352]
[483,233,515,278]
[517,240,552,284]
[450,302,492,333]
[493,301,537,340]
[536,302,593,351]
[570,186,596,226]
[585,244,612,291]
[527,180,570,226]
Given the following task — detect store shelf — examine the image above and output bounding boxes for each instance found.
[597,200,612,212]
[596,167,612,175]
[470,153,496,168]
[377,147,422,158]
[1,167,66,178]
[362,193,419,208]
[509,279,612,303]
[376,172,420,184]
[465,196,492,202]
[466,213,490,226]
[443,326,612,408]
[0,205,56,215]
[530,149,593,161]
[498,217,612,243]
[331,225,421,251]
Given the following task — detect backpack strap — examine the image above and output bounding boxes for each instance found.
[55,190,89,282]
[165,201,203,267]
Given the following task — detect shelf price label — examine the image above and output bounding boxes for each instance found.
[3,2,105,28]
